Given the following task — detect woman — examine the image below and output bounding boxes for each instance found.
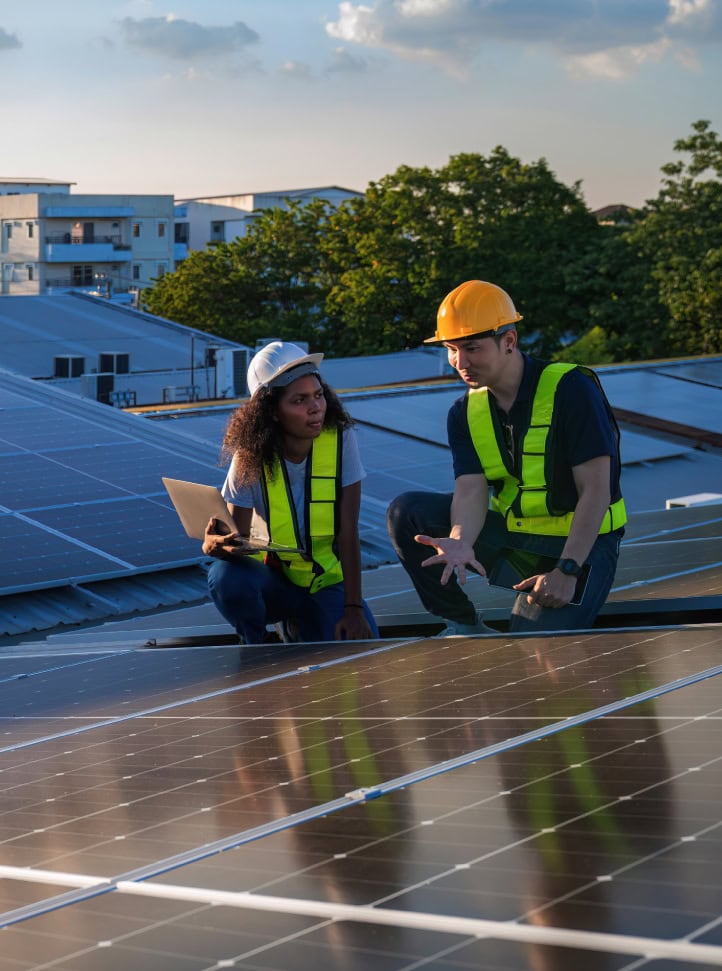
[203,341,378,646]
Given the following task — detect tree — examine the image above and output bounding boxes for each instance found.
[142,148,634,360]
[626,120,722,356]
[326,148,601,357]
[144,199,338,349]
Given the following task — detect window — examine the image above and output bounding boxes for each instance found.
[132,265,140,280]
[158,222,166,238]
[72,265,93,285]
[132,223,141,238]
[156,263,167,277]
[26,223,34,239]
[26,265,34,281]
[5,224,12,239]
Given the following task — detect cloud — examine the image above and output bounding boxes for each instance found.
[326,46,369,73]
[280,60,313,80]
[325,0,721,75]
[566,37,673,79]
[0,27,21,52]
[119,15,259,61]
[666,0,722,39]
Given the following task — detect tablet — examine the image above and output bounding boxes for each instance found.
[488,551,590,606]
[161,477,303,554]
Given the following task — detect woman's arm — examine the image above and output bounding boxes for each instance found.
[335,480,374,640]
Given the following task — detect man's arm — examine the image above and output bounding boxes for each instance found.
[561,455,613,566]
[515,455,612,607]
[415,473,488,586]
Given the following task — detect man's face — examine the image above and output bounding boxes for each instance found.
[444,335,503,388]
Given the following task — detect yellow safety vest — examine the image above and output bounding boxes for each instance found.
[259,427,344,592]
[467,363,627,536]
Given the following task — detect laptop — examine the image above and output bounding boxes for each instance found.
[161,477,303,554]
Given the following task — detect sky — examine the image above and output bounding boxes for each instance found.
[2,0,721,211]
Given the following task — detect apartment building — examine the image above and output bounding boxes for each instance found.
[0,178,174,297]
[174,185,363,260]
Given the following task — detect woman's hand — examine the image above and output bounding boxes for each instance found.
[334,605,374,641]
[202,517,249,558]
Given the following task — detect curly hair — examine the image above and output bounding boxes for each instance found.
[221,377,353,486]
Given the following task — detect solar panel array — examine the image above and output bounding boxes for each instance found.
[0,624,720,969]
[0,373,225,596]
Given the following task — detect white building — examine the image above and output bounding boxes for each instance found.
[174,185,363,260]
[0,178,174,298]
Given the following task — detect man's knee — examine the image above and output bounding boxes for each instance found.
[387,491,447,539]
[386,491,419,538]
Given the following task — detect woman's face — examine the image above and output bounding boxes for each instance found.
[275,374,327,444]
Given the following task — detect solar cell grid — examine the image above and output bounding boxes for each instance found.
[29,498,202,569]
[0,515,126,591]
[0,409,133,453]
[0,629,719,882]
[0,452,131,509]
[0,667,720,968]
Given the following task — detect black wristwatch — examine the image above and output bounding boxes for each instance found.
[556,557,583,577]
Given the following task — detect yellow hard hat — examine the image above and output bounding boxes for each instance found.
[425,280,522,343]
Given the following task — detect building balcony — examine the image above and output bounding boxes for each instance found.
[44,235,132,262]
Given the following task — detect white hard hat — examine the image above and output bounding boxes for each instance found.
[247,341,324,397]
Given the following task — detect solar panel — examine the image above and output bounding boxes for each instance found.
[600,369,722,435]
[0,372,227,597]
[0,626,720,968]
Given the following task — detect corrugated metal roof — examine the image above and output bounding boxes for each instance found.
[0,567,209,640]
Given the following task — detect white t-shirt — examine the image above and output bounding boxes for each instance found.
[221,426,365,540]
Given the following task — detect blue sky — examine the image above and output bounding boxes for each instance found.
[2,0,720,209]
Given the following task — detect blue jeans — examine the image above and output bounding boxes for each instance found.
[207,556,379,645]
[386,491,622,634]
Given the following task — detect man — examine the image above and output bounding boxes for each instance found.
[386,279,626,633]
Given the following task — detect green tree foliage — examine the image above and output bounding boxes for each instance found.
[640,120,722,355]
[144,199,337,347]
[144,126,721,362]
[326,149,600,357]
[555,121,722,362]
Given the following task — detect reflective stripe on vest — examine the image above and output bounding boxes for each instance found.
[467,363,627,536]
[260,427,344,592]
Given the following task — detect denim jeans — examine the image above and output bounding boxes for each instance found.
[207,556,379,645]
[386,491,622,634]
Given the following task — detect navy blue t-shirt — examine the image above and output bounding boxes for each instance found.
[447,354,622,512]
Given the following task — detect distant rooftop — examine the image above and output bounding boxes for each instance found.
[0,177,74,186]
[176,185,363,204]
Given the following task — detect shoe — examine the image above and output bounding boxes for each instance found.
[273,619,300,643]
[436,610,495,637]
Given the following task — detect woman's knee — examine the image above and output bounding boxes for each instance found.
[207,559,256,607]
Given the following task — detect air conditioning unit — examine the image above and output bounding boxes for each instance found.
[54,354,85,378]
[99,352,129,374]
[80,372,114,404]
[214,348,250,397]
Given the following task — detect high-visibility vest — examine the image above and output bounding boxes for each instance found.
[466,362,627,536]
[258,427,344,592]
